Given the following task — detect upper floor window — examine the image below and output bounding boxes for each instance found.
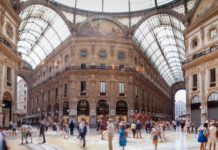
[64,84,68,97]
[6,67,11,86]
[42,93,45,103]
[118,52,125,60]
[49,66,52,73]
[81,63,86,69]
[192,38,198,48]
[80,81,86,95]
[210,68,216,87]
[119,64,124,69]
[119,82,125,96]
[100,64,105,69]
[48,90,51,101]
[99,51,106,58]
[80,50,87,58]
[135,86,138,98]
[64,54,69,63]
[55,88,58,99]
[210,28,217,39]
[100,81,106,95]
[192,74,197,91]
[134,57,137,65]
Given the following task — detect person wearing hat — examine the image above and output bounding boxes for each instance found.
[106,119,114,150]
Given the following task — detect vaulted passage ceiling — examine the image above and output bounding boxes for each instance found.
[17,1,188,87]
[18,5,71,68]
[133,14,185,86]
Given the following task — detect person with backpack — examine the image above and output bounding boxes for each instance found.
[198,122,209,150]
[131,121,136,138]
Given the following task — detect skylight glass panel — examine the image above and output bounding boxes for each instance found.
[77,0,102,12]
[18,5,71,69]
[53,0,175,13]
[133,14,185,86]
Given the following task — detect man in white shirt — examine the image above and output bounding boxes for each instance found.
[106,119,114,150]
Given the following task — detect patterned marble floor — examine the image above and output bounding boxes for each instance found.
[5,129,212,150]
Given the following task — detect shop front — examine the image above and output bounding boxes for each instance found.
[77,100,89,123]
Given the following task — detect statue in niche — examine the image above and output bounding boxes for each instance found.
[91,44,95,55]
[0,10,5,26]
[110,46,114,56]
[70,46,75,56]
[6,22,14,39]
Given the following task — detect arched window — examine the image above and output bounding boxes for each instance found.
[208,92,218,102]
[192,96,200,104]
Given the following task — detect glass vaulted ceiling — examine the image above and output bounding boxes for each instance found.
[18,5,71,69]
[133,14,185,86]
[53,0,174,13]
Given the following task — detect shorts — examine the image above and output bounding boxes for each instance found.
[21,132,26,138]
[153,135,158,141]
[26,131,31,137]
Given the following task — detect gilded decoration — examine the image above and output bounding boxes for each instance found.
[78,19,125,38]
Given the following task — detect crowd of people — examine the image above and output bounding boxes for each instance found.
[1,118,218,150]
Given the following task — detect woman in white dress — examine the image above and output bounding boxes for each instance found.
[208,122,217,150]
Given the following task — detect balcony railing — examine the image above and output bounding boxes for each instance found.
[182,45,218,64]
[32,65,168,95]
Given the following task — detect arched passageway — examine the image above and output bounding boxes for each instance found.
[207,92,218,120]
[116,100,128,122]
[77,100,89,123]
[2,92,12,127]
[191,96,201,127]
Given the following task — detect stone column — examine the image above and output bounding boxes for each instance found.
[185,75,191,121]
[200,69,207,123]
[0,63,4,127]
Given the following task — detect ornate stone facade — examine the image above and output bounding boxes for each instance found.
[27,19,172,126]
[0,0,21,127]
[183,0,218,126]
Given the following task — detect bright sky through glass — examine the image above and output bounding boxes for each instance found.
[53,0,174,12]
[175,89,186,103]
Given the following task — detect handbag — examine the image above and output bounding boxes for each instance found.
[124,130,128,137]
[216,130,218,139]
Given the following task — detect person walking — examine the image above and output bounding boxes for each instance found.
[21,123,28,144]
[136,120,142,138]
[39,117,46,143]
[26,124,32,143]
[79,119,87,147]
[172,120,176,131]
[0,131,9,150]
[198,122,209,150]
[106,119,114,150]
[69,120,74,136]
[208,122,217,150]
[64,122,70,139]
[151,123,160,150]
[12,123,16,136]
[119,125,127,150]
[131,121,136,138]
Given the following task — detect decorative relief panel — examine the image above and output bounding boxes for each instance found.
[78,19,125,38]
